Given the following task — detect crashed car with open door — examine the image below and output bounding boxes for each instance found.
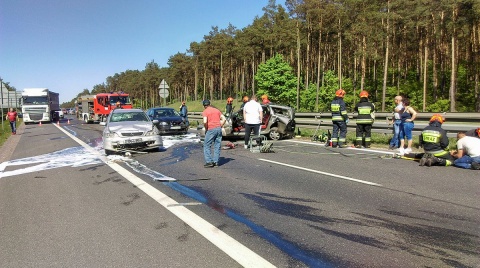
[201,104,295,140]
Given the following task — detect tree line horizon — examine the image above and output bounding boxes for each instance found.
[60,0,480,112]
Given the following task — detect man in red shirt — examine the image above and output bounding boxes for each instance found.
[6,108,18,135]
[202,100,226,167]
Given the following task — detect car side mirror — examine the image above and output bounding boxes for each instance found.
[152,119,159,125]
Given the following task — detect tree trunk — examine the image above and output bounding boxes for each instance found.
[450,6,457,112]
[220,52,223,100]
[316,26,322,112]
[423,38,428,112]
[194,57,198,101]
[252,54,255,95]
[296,19,301,110]
[338,18,342,89]
[476,73,479,112]
[361,35,366,92]
[305,20,311,91]
[202,69,206,100]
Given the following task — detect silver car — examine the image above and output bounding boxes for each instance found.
[102,108,163,155]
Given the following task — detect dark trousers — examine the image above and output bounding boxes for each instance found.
[332,121,347,146]
[244,124,260,146]
[355,124,372,147]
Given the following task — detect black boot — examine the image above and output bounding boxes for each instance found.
[429,156,446,166]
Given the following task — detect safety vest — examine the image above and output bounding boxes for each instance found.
[355,101,374,124]
[331,98,347,121]
[422,129,446,154]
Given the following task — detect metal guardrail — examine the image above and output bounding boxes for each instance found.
[294,112,479,134]
[187,112,480,137]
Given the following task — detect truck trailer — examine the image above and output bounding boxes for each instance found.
[21,88,60,124]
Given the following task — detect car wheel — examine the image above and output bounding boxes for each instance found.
[269,127,282,140]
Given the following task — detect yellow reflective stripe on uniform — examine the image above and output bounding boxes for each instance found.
[357,107,371,114]
[356,119,373,124]
[332,116,344,121]
[331,104,340,112]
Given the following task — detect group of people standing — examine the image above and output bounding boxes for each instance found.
[388,95,418,155]
[202,94,267,167]
[330,89,376,149]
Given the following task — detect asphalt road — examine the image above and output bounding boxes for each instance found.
[1,116,479,268]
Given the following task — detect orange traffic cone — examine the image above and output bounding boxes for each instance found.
[67,119,70,124]
[39,121,42,126]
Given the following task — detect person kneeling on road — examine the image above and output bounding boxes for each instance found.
[451,131,480,170]
[418,114,454,167]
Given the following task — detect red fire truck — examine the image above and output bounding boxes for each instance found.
[77,92,133,123]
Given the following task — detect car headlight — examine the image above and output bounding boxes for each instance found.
[145,130,156,136]
[105,132,116,138]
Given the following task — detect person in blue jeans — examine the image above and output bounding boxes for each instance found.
[202,100,226,168]
[389,96,403,149]
[452,132,480,170]
[179,101,189,127]
[398,98,417,155]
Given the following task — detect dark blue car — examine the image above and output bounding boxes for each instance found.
[146,107,188,135]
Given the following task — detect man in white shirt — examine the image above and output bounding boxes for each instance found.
[243,95,263,149]
[452,131,480,170]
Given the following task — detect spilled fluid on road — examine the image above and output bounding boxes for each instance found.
[0,130,333,267]
[109,136,333,268]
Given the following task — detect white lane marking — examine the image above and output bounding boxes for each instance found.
[54,125,275,268]
[285,139,396,155]
[259,158,382,186]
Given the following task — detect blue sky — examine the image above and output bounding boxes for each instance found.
[0,0,271,103]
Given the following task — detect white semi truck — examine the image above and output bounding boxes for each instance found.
[21,88,60,124]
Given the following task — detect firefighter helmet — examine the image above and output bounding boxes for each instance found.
[359,90,369,98]
[429,113,445,124]
[227,97,233,103]
[335,89,346,97]
[476,127,480,137]
[243,96,249,102]
[261,94,268,100]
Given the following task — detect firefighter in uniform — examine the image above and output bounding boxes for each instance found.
[331,89,348,148]
[419,114,454,166]
[354,91,375,148]
[226,97,233,116]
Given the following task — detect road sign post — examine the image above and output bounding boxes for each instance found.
[158,79,169,107]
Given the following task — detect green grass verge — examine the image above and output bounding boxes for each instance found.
[0,120,18,147]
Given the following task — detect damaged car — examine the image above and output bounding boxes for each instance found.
[146,107,188,135]
[101,108,163,155]
[201,103,295,140]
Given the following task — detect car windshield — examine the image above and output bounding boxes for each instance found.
[153,109,179,118]
[110,112,148,122]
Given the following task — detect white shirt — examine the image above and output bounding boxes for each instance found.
[457,136,480,157]
[243,100,263,124]
[394,103,404,119]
